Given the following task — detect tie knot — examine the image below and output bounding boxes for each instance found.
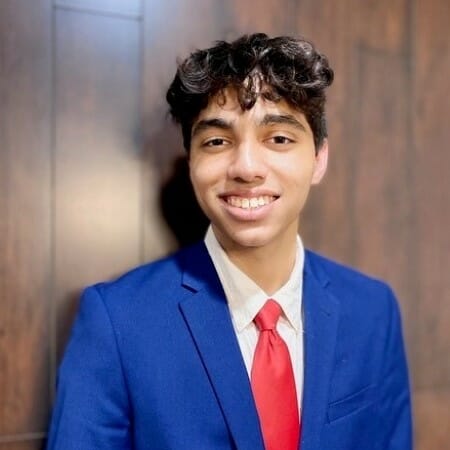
[254,299,282,331]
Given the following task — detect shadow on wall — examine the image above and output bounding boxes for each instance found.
[142,103,209,248]
[159,155,209,247]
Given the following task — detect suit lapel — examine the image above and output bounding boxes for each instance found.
[178,244,265,450]
[300,252,340,450]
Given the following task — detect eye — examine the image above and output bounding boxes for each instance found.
[203,137,228,147]
[268,135,295,145]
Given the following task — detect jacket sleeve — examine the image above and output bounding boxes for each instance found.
[46,285,132,450]
[378,286,413,450]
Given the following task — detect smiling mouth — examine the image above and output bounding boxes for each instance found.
[224,195,277,210]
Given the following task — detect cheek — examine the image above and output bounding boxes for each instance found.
[190,157,224,190]
[280,160,316,205]
[189,162,216,205]
[276,155,315,184]
[189,158,206,186]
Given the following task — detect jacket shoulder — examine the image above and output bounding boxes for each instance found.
[88,241,207,308]
[305,249,392,293]
[305,249,401,320]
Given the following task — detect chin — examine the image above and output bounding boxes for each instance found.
[225,227,277,250]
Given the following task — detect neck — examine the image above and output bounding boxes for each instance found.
[219,231,298,296]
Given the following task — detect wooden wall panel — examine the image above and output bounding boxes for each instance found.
[415,389,450,449]
[294,1,358,262]
[296,0,417,351]
[0,0,51,437]
[297,1,412,273]
[350,41,416,342]
[414,0,450,389]
[0,441,43,450]
[53,8,142,358]
[226,0,297,35]
[413,0,450,445]
[351,49,412,286]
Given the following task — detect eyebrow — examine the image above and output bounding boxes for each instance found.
[191,118,232,138]
[191,113,307,138]
[259,114,307,132]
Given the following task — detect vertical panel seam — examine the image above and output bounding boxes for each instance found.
[139,0,145,265]
[404,0,420,389]
[49,0,57,407]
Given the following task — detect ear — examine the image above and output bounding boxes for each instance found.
[311,139,328,185]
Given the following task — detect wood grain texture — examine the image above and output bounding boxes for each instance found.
[350,46,415,333]
[53,9,142,358]
[294,0,358,261]
[295,0,417,354]
[297,0,411,267]
[415,388,450,449]
[0,0,51,436]
[225,0,297,36]
[0,441,44,450]
[413,0,450,388]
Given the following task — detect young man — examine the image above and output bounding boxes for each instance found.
[47,34,412,450]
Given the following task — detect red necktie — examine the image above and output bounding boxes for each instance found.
[251,299,300,450]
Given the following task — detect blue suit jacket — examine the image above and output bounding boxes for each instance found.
[47,242,412,450]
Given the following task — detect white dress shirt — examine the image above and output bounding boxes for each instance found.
[204,226,304,414]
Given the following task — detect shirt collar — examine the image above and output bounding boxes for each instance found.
[204,226,304,333]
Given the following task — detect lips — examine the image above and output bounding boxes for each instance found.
[225,195,277,210]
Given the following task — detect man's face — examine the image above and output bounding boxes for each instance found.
[189,88,328,253]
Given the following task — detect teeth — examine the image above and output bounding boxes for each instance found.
[226,196,275,210]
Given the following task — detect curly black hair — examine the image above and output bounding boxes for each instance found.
[166,33,334,152]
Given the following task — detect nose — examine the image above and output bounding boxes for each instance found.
[227,139,268,182]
